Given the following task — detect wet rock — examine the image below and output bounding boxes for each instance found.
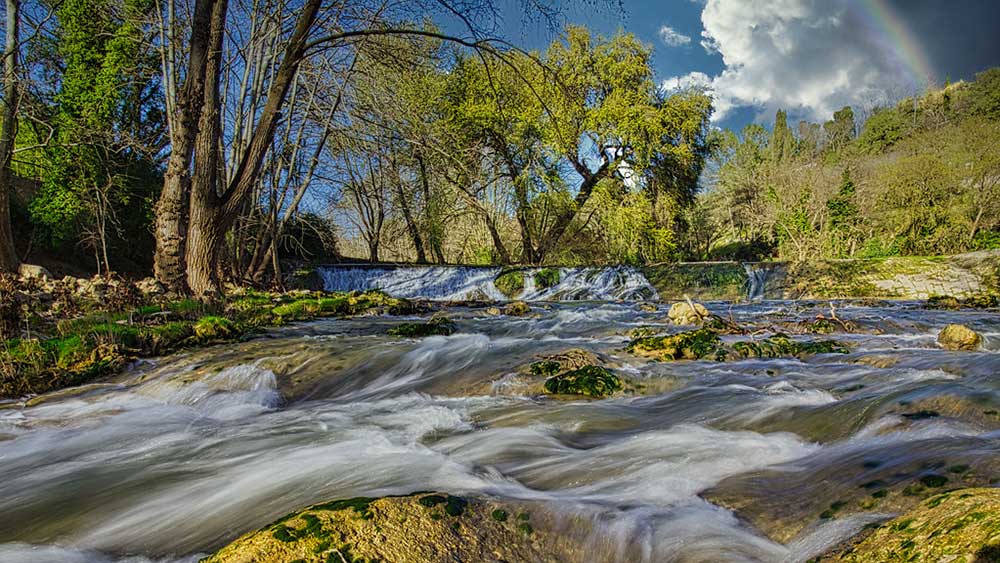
[635,302,658,313]
[494,269,524,299]
[926,293,999,310]
[627,326,660,339]
[542,365,623,399]
[667,301,709,325]
[937,323,982,351]
[202,493,583,563]
[528,349,600,377]
[533,268,560,290]
[483,306,502,316]
[388,316,456,337]
[729,335,849,359]
[820,488,1000,562]
[627,328,725,361]
[503,301,531,316]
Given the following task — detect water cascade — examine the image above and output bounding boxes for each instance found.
[743,262,772,301]
[318,265,658,301]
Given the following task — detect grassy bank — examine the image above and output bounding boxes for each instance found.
[0,289,413,399]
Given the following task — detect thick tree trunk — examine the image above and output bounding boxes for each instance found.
[0,0,21,274]
[153,0,218,291]
[497,146,535,264]
[184,0,228,298]
[534,160,610,262]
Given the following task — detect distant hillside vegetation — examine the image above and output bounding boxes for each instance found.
[685,67,1000,262]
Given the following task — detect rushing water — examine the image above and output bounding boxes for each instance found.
[1,300,998,562]
[319,265,659,301]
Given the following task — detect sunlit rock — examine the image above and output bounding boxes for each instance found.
[937,323,982,351]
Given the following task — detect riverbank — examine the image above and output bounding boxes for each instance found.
[0,277,416,398]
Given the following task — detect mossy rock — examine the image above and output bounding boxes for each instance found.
[626,328,726,361]
[729,335,849,359]
[201,493,583,563]
[543,365,623,398]
[927,293,1000,310]
[528,349,601,377]
[533,268,560,290]
[387,317,456,337]
[494,269,525,299]
[822,488,1000,562]
[667,301,709,325]
[627,329,848,362]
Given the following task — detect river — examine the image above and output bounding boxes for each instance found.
[0,298,998,562]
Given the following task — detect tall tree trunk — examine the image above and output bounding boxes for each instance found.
[534,160,610,263]
[415,151,445,263]
[394,181,426,263]
[185,0,228,298]
[184,0,321,296]
[0,0,21,274]
[153,0,217,291]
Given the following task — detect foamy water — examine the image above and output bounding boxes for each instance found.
[0,300,998,562]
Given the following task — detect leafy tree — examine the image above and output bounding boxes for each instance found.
[824,106,855,152]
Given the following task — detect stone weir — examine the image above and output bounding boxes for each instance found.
[309,250,999,301]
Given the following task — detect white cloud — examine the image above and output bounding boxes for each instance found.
[659,25,692,47]
[686,0,923,122]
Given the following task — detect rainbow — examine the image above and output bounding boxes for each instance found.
[854,0,936,87]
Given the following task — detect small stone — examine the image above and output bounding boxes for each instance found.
[937,323,981,351]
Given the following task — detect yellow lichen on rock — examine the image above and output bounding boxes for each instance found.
[667,301,709,325]
[828,488,1000,562]
[937,323,982,351]
[202,494,581,563]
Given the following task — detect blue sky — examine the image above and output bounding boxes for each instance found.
[446,0,1000,131]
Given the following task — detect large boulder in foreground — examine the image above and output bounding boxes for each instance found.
[821,488,1000,562]
[937,324,982,351]
[203,493,582,563]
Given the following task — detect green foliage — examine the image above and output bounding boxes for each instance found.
[857,108,906,153]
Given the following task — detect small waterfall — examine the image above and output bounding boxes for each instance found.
[743,263,770,301]
[318,265,658,301]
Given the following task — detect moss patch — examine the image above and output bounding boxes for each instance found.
[626,328,848,362]
[543,365,623,398]
[533,268,560,290]
[387,317,456,338]
[494,269,525,299]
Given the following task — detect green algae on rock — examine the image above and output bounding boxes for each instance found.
[201,494,582,563]
[626,328,848,362]
[387,316,456,337]
[533,268,560,290]
[821,488,1000,562]
[528,348,601,378]
[494,269,525,299]
[543,365,623,398]
[626,328,726,361]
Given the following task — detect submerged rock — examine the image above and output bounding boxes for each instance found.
[387,316,456,337]
[926,293,1000,310]
[543,365,623,398]
[503,301,531,316]
[937,323,982,351]
[202,493,582,563]
[821,488,1000,562]
[667,301,709,325]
